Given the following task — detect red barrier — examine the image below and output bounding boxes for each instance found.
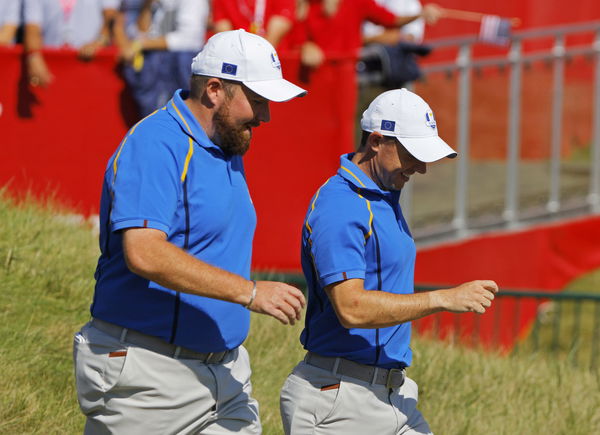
[0,47,133,215]
[414,215,600,349]
[0,47,355,271]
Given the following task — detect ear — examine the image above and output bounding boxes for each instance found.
[204,78,228,107]
[366,131,384,153]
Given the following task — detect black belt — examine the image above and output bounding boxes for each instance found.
[91,318,230,363]
[305,352,406,389]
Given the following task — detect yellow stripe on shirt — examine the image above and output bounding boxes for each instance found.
[170,101,195,182]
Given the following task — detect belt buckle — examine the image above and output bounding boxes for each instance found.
[385,368,404,389]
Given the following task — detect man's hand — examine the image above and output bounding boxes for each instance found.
[421,3,443,25]
[78,40,103,60]
[27,52,54,87]
[300,41,325,68]
[248,281,306,325]
[432,280,499,314]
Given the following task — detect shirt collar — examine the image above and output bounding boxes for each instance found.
[338,153,383,193]
[166,89,221,152]
[338,153,402,202]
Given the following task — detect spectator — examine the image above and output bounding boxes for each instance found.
[23,0,119,87]
[0,0,22,46]
[116,0,209,117]
[362,0,425,45]
[361,0,432,88]
[297,0,441,68]
[212,0,296,49]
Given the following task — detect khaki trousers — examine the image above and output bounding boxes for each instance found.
[73,321,260,434]
[280,361,432,435]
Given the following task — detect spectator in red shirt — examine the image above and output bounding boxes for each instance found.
[212,0,296,49]
[299,0,442,67]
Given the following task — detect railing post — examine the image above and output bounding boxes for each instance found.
[452,43,472,236]
[504,39,523,226]
[548,34,566,213]
[589,29,600,214]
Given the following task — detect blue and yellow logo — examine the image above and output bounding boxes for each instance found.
[425,111,436,129]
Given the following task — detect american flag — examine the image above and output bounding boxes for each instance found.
[479,15,512,45]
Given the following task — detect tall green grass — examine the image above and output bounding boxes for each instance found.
[1,194,599,434]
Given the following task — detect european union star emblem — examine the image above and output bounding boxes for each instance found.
[221,63,238,76]
[381,120,396,132]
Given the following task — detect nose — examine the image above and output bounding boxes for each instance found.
[416,161,427,174]
[257,101,270,123]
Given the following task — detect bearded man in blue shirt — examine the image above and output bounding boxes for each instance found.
[73,30,306,434]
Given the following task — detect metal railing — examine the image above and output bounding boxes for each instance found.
[397,21,600,244]
[414,286,600,370]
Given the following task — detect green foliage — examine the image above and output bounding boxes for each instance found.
[0,194,96,433]
[1,193,599,434]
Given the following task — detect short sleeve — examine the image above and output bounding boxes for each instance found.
[109,126,182,235]
[23,0,43,25]
[101,0,120,10]
[165,0,209,51]
[211,0,229,23]
[269,0,295,21]
[307,194,371,287]
[2,0,22,25]
[361,0,396,28]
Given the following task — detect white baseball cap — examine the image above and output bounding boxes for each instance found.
[360,88,457,163]
[191,29,307,102]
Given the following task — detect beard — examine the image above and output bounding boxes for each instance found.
[213,104,254,156]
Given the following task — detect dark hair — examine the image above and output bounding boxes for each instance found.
[359,131,399,149]
[189,75,237,100]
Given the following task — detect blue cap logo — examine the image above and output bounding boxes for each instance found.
[381,120,396,132]
[221,63,238,76]
[425,111,436,129]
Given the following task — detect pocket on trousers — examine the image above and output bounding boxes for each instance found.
[73,334,132,414]
[280,375,318,429]
[314,380,344,426]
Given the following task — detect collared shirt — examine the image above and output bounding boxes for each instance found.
[300,153,415,369]
[92,89,256,353]
[146,0,209,52]
[24,0,119,48]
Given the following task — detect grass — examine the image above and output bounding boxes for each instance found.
[0,194,96,433]
[513,269,600,369]
[1,192,600,434]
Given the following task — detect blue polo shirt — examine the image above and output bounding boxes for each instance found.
[300,154,416,369]
[92,90,256,353]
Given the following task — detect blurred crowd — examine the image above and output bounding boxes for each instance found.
[0,0,442,117]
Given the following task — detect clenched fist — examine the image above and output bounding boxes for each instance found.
[433,280,499,314]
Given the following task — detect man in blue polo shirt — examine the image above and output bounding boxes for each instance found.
[73,30,306,434]
[280,89,498,434]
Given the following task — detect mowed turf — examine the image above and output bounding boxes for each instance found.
[1,194,599,434]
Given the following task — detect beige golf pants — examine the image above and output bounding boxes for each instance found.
[280,361,432,435]
[73,322,260,434]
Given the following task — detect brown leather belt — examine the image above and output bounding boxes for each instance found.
[305,352,406,389]
[91,318,230,363]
